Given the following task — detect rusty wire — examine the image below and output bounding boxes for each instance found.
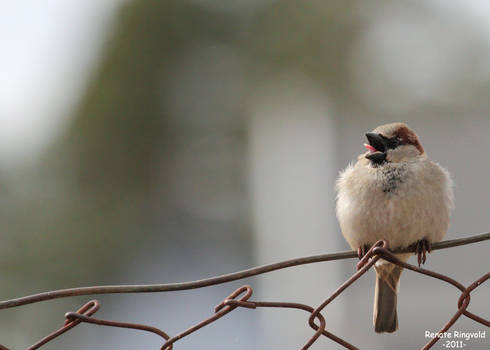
[0,231,488,350]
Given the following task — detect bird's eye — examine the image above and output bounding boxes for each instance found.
[388,137,399,149]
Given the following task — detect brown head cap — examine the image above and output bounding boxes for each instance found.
[373,122,424,154]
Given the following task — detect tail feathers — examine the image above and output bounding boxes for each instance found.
[373,264,403,333]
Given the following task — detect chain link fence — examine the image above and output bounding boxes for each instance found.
[1,232,488,350]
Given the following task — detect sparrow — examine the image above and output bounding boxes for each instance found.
[335,122,454,333]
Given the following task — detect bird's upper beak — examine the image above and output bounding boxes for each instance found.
[365,133,386,153]
[364,132,387,163]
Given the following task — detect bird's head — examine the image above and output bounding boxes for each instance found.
[364,123,424,165]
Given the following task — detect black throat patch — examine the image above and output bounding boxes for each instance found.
[380,165,408,193]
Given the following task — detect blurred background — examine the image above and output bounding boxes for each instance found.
[0,0,488,349]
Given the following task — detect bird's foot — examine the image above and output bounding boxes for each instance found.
[357,244,371,260]
[412,239,432,267]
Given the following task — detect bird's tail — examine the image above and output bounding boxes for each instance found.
[373,263,403,333]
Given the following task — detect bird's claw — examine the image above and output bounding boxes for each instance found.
[413,239,432,267]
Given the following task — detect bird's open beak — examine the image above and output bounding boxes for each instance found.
[365,133,387,163]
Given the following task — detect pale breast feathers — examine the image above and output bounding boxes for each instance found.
[336,159,453,251]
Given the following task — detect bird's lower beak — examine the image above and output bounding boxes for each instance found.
[365,151,386,163]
